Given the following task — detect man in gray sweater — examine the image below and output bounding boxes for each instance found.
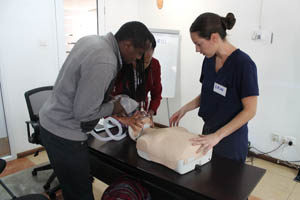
[39,21,152,200]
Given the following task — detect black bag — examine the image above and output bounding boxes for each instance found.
[80,118,100,132]
[101,176,151,200]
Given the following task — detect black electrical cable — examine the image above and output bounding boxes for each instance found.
[249,143,300,169]
[249,142,285,155]
[285,160,300,163]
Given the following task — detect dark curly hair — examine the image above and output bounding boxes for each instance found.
[117,32,157,106]
[115,21,152,49]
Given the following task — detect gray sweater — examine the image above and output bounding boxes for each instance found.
[39,33,122,141]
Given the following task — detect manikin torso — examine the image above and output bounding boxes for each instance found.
[129,117,212,174]
[137,127,204,168]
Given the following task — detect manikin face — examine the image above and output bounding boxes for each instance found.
[121,40,151,64]
[143,48,154,69]
[190,32,216,58]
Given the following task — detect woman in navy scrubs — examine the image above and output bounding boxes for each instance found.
[169,12,259,163]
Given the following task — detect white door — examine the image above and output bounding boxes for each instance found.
[0,78,10,157]
[0,0,63,156]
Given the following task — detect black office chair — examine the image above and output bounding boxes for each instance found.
[295,169,300,182]
[0,158,49,200]
[24,86,59,199]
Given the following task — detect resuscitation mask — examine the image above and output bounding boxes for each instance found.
[90,95,139,142]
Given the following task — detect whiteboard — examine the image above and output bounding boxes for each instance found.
[150,29,180,98]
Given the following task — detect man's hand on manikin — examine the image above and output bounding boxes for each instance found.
[114,111,144,131]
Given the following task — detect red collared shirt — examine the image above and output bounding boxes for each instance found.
[112,57,162,114]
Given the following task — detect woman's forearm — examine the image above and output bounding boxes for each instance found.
[215,96,257,140]
[182,94,201,112]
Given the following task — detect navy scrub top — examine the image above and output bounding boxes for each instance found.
[198,49,259,162]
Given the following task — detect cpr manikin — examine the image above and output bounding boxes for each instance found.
[91,95,212,174]
[128,117,212,174]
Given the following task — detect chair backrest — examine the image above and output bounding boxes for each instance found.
[24,86,53,122]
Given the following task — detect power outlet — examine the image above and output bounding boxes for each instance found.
[271,133,280,142]
[271,134,296,146]
[285,136,296,146]
[252,29,274,44]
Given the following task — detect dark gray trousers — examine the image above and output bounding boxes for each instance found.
[40,126,94,200]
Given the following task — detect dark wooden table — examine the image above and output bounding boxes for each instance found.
[88,132,265,200]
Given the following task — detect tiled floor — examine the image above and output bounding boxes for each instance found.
[248,158,299,200]
[0,157,35,178]
[2,150,107,200]
[1,151,299,200]
[30,151,108,199]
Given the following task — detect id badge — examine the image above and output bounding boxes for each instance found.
[213,82,227,97]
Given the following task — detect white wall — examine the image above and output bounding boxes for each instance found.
[0,0,138,157]
[139,0,300,162]
[1,0,299,163]
[0,0,62,156]
[98,0,140,34]
[248,0,300,161]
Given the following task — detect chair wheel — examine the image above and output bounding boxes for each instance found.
[49,193,56,200]
[44,184,50,190]
[32,170,37,176]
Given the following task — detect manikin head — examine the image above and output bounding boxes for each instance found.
[128,114,152,140]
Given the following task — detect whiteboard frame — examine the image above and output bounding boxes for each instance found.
[149,28,180,98]
[150,28,180,35]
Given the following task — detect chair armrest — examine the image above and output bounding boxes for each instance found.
[25,120,41,144]
[26,120,39,130]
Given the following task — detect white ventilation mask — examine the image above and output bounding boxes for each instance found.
[90,95,139,142]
